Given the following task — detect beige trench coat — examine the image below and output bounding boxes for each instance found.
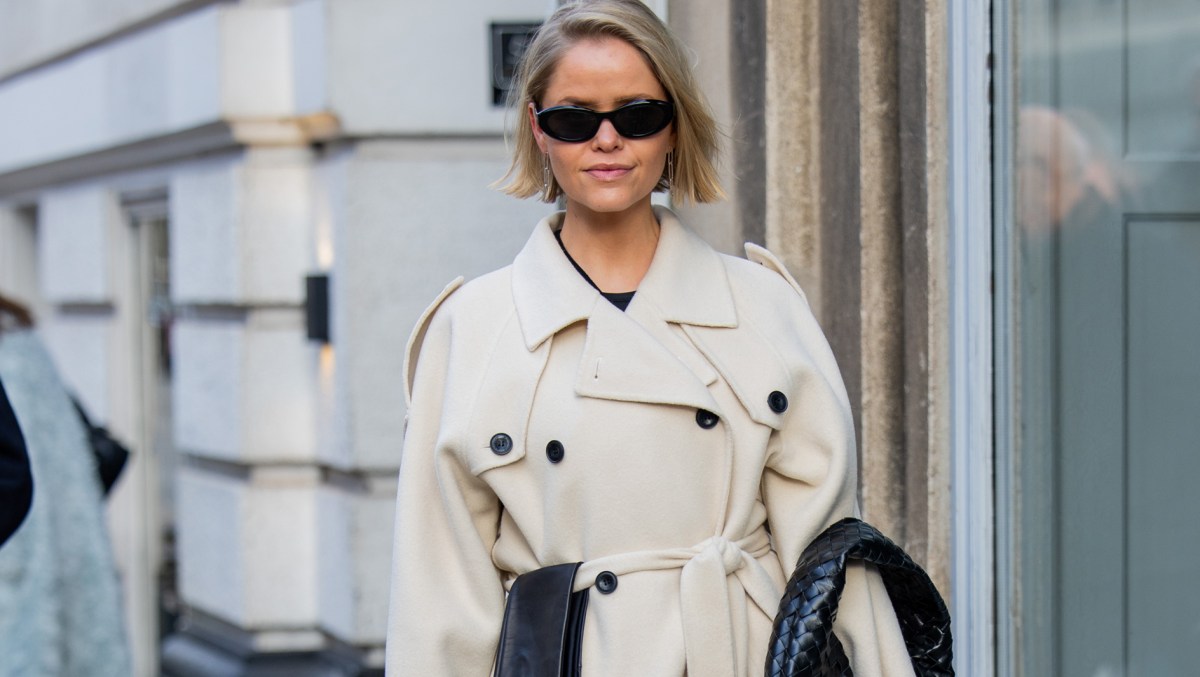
[385,207,915,676]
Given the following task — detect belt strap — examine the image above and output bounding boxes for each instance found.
[574,530,780,677]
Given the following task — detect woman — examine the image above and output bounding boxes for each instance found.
[386,1,914,675]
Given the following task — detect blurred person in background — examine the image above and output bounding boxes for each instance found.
[385,1,913,675]
[1017,105,1139,236]
[1017,106,1093,235]
[0,293,132,677]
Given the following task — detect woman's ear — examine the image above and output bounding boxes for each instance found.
[528,102,548,153]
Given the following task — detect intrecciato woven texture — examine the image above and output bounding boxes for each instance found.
[765,518,954,677]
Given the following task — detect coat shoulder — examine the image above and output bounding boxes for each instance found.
[718,247,834,370]
[720,246,812,315]
[742,242,809,305]
[403,267,516,405]
[448,266,517,315]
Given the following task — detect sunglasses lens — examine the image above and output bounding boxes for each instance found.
[613,102,673,137]
[540,108,599,142]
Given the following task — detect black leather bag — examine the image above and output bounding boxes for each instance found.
[70,396,130,496]
[765,518,954,677]
[495,562,589,677]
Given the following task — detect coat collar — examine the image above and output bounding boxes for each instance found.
[511,206,737,351]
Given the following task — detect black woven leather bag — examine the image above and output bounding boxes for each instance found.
[765,518,954,677]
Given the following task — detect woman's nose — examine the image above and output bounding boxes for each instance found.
[592,119,622,149]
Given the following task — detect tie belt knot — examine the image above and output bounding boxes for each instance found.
[696,535,748,574]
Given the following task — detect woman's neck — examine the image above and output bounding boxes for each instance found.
[558,200,660,293]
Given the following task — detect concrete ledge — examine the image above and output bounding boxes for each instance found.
[0,3,312,177]
[0,0,214,81]
[0,122,237,201]
[161,613,381,677]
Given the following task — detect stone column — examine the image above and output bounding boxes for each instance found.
[161,144,349,675]
[763,0,952,597]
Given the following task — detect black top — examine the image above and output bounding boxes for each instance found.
[553,229,637,312]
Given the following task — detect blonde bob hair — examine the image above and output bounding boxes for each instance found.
[497,0,724,204]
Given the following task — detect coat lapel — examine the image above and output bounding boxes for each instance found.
[631,207,738,329]
[682,322,792,430]
[510,207,756,415]
[574,297,719,412]
[511,212,598,352]
[635,208,791,429]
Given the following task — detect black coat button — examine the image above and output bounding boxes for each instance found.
[490,433,513,455]
[768,391,789,413]
[546,440,565,463]
[695,409,719,429]
[595,571,618,594]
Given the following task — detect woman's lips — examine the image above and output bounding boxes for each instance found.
[585,165,631,180]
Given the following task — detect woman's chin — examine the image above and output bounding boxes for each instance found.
[566,191,654,218]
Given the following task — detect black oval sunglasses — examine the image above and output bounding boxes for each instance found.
[535,99,674,143]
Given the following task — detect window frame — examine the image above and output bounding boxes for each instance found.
[948,1,997,675]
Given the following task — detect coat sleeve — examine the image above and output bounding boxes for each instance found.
[759,287,916,677]
[386,284,507,676]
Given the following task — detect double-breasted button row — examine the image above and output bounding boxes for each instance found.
[496,394,782,458]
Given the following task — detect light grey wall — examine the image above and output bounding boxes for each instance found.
[0,0,203,79]
[326,0,551,134]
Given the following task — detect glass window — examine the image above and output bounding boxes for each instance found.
[1001,0,1200,675]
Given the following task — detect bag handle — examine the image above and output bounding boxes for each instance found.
[766,518,954,677]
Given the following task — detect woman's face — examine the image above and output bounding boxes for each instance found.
[530,36,674,222]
